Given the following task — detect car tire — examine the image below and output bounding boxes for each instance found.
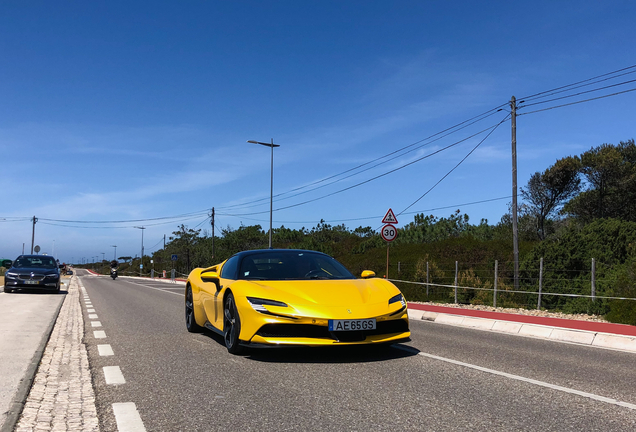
[4,287,12,293]
[185,285,203,333]
[56,283,61,293]
[223,292,243,354]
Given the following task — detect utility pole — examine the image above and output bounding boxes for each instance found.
[211,207,215,260]
[31,216,38,254]
[511,96,519,292]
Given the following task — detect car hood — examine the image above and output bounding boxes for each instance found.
[237,278,398,307]
[8,267,59,274]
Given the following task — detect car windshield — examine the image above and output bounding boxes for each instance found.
[238,251,355,281]
[13,256,57,269]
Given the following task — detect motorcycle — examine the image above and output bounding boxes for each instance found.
[110,268,118,280]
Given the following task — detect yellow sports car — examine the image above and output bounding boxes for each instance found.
[185,249,410,354]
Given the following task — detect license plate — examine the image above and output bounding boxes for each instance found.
[328,319,376,331]
[24,280,39,285]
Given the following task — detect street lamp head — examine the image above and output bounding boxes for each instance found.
[247,140,280,148]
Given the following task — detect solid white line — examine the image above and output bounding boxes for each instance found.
[121,279,183,296]
[112,402,147,432]
[395,346,636,410]
[103,366,126,385]
[94,330,107,338]
[97,344,114,356]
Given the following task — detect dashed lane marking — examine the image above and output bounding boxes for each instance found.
[89,314,99,319]
[104,366,126,385]
[393,345,636,410]
[112,402,147,432]
[94,330,107,338]
[98,344,114,356]
[91,321,102,327]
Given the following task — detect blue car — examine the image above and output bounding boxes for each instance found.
[3,255,61,293]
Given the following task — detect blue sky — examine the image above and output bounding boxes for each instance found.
[1,1,635,264]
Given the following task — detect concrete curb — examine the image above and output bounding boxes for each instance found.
[407,309,636,353]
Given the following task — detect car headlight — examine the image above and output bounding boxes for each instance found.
[5,272,18,279]
[389,293,406,307]
[247,297,288,312]
[45,274,59,279]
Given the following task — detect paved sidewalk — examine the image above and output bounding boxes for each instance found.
[13,276,99,432]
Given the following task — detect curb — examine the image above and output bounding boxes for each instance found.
[0,286,67,432]
[407,306,636,353]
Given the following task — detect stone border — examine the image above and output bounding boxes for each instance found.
[408,309,636,353]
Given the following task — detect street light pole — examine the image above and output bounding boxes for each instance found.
[247,139,280,249]
[111,245,117,261]
[134,227,146,277]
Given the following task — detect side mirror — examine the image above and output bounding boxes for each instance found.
[361,270,375,279]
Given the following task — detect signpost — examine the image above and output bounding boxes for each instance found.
[381,209,398,278]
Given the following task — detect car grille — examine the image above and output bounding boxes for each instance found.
[17,274,45,281]
[256,319,409,342]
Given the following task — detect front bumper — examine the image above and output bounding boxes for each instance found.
[4,275,60,290]
[236,296,411,347]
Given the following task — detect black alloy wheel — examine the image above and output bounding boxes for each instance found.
[185,285,203,333]
[223,293,243,354]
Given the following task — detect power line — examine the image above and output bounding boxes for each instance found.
[397,113,511,218]
[215,104,507,212]
[519,64,636,101]
[520,78,636,109]
[519,87,636,116]
[224,120,509,217]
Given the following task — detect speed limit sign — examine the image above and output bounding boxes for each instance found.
[381,224,398,242]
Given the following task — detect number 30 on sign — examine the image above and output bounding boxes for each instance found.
[381,224,397,242]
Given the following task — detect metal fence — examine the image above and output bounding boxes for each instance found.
[389,258,636,310]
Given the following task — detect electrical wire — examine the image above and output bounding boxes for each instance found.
[518,87,636,116]
[215,104,507,212]
[519,64,636,101]
[396,113,511,218]
[226,120,509,217]
[519,78,636,108]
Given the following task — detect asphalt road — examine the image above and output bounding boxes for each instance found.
[78,272,636,431]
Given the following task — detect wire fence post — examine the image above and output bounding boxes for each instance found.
[493,260,498,308]
[591,258,596,302]
[454,261,458,304]
[398,261,401,274]
[426,261,429,298]
[537,257,543,310]
[171,269,175,283]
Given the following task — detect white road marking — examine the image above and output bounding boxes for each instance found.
[94,330,107,338]
[112,402,147,432]
[89,314,99,319]
[97,344,114,356]
[395,346,636,410]
[122,280,183,296]
[104,366,126,385]
[91,321,102,327]
[87,309,96,313]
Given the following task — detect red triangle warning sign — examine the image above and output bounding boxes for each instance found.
[382,208,398,224]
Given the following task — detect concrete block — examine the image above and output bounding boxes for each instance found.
[408,310,424,321]
[518,324,553,338]
[435,314,466,326]
[461,316,495,330]
[592,333,636,352]
[421,312,439,321]
[549,328,595,345]
[492,321,523,334]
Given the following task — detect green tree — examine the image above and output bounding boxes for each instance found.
[521,156,581,239]
[564,139,636,222]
